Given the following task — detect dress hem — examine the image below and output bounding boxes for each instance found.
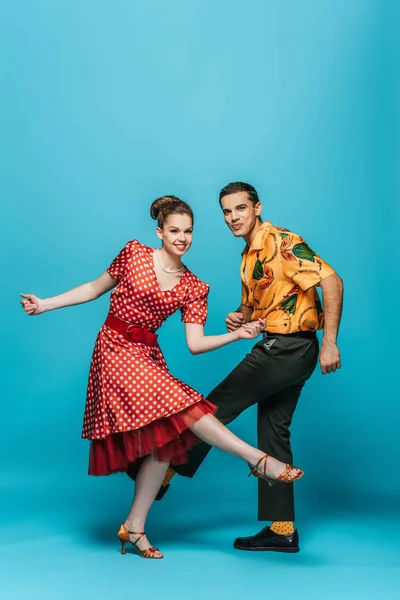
[88,399,217,476]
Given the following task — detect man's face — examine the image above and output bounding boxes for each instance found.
[220,192,262,238]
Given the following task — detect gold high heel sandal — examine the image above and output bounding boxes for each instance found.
[248,454,304,486]
[118,524,163,559]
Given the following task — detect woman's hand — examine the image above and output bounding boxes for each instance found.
[20,293,46,316]
[236,319,266,340]
[19,273,118,317]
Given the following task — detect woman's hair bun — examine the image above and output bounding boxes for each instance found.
[150,195,194,228]
[150,196,175,220]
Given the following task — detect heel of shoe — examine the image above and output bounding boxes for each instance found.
[118,524,129,555]
[120,538,126,555]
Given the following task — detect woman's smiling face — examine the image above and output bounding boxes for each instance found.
[156,213,193,257]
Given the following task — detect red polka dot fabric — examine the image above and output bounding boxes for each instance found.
[82,240,211,442]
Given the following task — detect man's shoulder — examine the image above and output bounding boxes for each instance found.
[270,224,302,238]
[265,224,303,247]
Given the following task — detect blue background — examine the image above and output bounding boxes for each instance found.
[1,1,399,598]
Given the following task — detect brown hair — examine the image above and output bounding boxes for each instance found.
[150,195,194,228]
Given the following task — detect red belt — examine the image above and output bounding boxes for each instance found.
[104,313,158,346]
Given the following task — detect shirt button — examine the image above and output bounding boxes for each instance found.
[284,323,287,326]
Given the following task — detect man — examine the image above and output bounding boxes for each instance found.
[154,182,343,552]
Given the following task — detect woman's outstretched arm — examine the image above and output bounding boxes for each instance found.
[20,272,118,316]
[184,319,265,355]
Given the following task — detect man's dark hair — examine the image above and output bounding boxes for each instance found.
[219,182,260,206]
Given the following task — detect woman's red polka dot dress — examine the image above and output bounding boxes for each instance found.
[84,240,217,475]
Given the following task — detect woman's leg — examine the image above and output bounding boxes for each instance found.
[189,414,301,480]
[124,453,170,557]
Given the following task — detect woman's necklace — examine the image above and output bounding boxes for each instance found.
[156,249,185,274]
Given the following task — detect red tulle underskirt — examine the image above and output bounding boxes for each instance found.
[88,399,217,476]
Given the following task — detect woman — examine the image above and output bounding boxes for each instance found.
[20,195,303,559]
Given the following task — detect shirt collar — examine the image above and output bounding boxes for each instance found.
[241,220,273,255]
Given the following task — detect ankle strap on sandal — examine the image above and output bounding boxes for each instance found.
[248,454,269,477]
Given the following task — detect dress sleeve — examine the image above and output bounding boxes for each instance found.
[280,232,336,291]
[107,240,138,280]
[181,283,210,326]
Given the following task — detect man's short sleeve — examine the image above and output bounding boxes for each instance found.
[280,232,335,291]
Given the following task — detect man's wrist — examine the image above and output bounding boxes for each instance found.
[322,334,337,346]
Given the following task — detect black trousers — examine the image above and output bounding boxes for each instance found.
[174,333,319,521]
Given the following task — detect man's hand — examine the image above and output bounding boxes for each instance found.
[319,339,341,375]
[225,311,244,332]
[319,273,343,375]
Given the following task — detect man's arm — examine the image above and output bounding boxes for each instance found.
[226,304,254,332]
[318,273,344,374]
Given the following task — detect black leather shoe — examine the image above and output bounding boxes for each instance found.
[234,526,299,553]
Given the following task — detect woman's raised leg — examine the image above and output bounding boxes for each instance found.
[189,414,302,482]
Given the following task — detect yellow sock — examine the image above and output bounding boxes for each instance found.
[162,468,175,487]
[270,521,295,535]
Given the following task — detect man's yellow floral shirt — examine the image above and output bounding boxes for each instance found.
[241,221,335,333]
